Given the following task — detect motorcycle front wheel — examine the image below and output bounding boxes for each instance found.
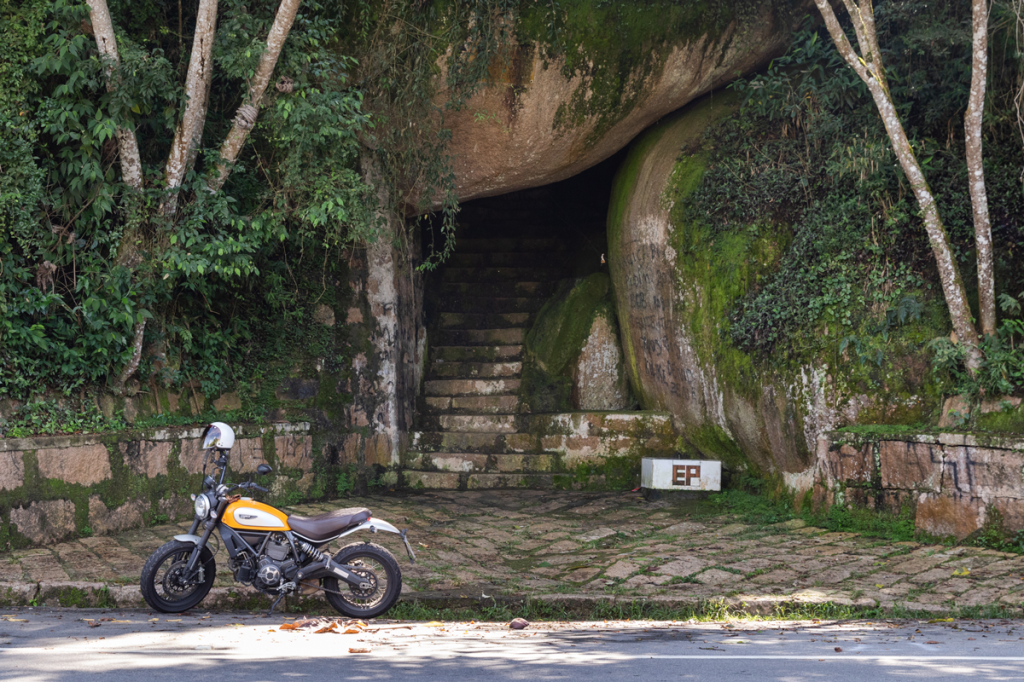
[323,542,402,618]
[140,540,216,613]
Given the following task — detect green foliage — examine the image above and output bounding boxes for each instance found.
[930,294,1024,399]
[678,4,1024,403]
[0,398,125,438]
[974,507,1024,554]
[0,0,377,401]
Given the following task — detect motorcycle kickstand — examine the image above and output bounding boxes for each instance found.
[267,592,286,617]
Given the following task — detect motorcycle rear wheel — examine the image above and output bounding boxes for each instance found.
[323,542,402,618]
[140,540,216,613]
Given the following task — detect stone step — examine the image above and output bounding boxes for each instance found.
[437,296,548,313]
[439,312,533,329]
[422,395,520,414]
[403,452,556,473]
[424,379,521,397]
[454,238,567,253]
[441,267,564,283]
[439,281,557,298]
[411,431,537,454]
[401,471,583,490]
[425,414,519,433]
[446,252,569,268]
[434,328,526,346]
[430,345,523,363]
[429,361,522,378]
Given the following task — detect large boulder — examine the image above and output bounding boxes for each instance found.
[607,95,822,478]
[444,1,803,201]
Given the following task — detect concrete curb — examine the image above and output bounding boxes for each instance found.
[4,581,1022,618]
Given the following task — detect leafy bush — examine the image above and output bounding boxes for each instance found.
[0,398,124,438]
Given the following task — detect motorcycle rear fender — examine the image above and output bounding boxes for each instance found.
[338,518,417,564]
[338,518,400,538]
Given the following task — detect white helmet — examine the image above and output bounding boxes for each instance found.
[202,422,236,450]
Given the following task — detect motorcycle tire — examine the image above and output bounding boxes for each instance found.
[323,542,402,619]
[140,540,216,613]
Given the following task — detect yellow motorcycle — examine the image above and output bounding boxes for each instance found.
[140,422,415,617]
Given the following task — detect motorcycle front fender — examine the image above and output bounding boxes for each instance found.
[174,534,202,544]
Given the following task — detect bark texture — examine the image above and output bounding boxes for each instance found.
[208,0,301,193]
[813,0,984,372]
[85,0,143,191]
[162,0,219,214]
[967,0,995,337]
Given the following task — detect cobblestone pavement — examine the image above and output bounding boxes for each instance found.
[3,490,1024,614]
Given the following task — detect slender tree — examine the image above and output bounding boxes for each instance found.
[209,0,302,193]
[966,0,995,337]
[84,0,142,192]
[811,0,985,372]
[82,0,304,393]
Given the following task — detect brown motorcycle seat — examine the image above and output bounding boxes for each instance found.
[288,507,371,542]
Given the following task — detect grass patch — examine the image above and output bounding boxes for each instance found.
[386,596,1022,623]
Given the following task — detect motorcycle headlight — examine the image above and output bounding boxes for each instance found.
[194,493,211,519]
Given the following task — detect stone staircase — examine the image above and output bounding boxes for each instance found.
[404,237,568,488]
[401,237,678,490]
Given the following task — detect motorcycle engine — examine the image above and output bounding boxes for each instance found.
[254,535,298,592]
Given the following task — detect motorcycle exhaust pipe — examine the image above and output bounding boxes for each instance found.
[295,557,373,591]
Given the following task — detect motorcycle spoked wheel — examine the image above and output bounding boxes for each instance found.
[322,542,402,619]
[140,540,217,613]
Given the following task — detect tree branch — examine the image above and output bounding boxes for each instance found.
[85,0,143,192]
[207,0,302,193]
[162,0,219,215]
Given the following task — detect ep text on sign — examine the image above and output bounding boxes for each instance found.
[641,458,721,491]
[673,464,701,487]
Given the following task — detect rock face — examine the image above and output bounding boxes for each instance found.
[444,2,802,202]
[10,500,76,545]
[572,308,630,410]
[607,95,823,476]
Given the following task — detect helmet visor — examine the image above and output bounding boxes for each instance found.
[202,425,224,450]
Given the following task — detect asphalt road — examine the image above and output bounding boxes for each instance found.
[2,608,1024,681]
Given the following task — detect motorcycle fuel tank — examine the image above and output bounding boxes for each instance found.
[224,499,290,531]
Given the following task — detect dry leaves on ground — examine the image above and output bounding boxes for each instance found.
[278,618,368,633]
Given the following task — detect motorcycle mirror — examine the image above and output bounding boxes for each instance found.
[257,463,273,476]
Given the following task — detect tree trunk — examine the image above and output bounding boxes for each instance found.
[85,0,143,192]
[207,0,302,193]
[812,0,984,374]
[362,153,402,464]
[967,0,995,337]
[162,0,219,215]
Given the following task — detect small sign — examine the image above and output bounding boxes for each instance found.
[641,458,721,491]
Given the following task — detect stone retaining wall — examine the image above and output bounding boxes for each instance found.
[0,423,314,548]
[814,431,1024,538]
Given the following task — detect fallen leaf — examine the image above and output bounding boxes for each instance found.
[343,628,363,634]
[927,618,953,623]
[314,623,338,634]
[425,621,444,627]
[88,622,101,628]
[510,618,529,630]
[834,647,843,652]
[349,647,371,653]
[278,623,303,631]
[926,641,940,644]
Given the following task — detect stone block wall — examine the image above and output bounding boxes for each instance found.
[0,423,317,548]
[814,431,1024,539]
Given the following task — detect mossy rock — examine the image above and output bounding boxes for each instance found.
[526,272,611,376]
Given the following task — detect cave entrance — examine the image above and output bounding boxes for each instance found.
[406,151,646,489]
